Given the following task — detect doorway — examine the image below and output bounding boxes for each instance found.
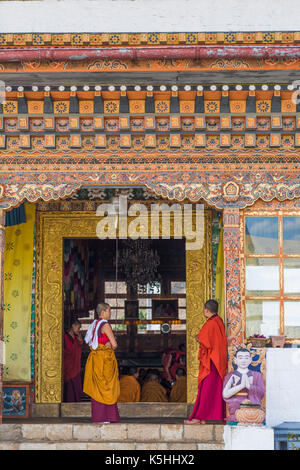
[63,238,187,402]
[35,208,212,405]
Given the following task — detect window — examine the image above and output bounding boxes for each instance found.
[243,213,300,341]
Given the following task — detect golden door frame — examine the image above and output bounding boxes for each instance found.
[35,208,212,404]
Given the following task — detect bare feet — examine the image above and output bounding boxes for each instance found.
[184,419,206,425]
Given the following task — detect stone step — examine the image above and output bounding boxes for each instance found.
[33,402,194,419]
[0,422,225,450]
[0,441,225,451]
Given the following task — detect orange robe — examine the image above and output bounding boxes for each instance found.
[83,344,120,405]
[141,381,168,402]
[118,375,141,402]
[169,376,187,403]
[197,314,227,384]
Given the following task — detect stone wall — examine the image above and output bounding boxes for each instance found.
[266,348,300,427]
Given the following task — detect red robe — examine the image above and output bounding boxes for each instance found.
[197,314,227,384]
[188,314,227,422]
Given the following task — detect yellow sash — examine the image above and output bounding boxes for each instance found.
[83,344,120,405]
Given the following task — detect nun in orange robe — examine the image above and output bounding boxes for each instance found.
[83,318,120,423]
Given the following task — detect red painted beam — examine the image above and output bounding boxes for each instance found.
[1,45,300,62]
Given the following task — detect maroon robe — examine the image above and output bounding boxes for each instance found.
[63,331,83,402]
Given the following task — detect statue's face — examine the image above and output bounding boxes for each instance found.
[235,351,252,369]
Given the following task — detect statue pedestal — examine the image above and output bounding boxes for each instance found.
[224,425,274,450]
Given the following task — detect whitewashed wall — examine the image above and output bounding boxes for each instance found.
[0,0,300,33]
[266,348,300,428]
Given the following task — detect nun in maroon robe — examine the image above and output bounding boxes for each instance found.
[63,319,83,402]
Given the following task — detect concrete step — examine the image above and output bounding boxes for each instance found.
[0,422,225,450]
[33,402,194,419]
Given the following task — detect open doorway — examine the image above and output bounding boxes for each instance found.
[62,238,187,403]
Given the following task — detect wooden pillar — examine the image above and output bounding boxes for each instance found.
[0,209,5,424]
[223,207,243,347]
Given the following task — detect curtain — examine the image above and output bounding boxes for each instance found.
[3,204,36,382]
[5,203,26,227]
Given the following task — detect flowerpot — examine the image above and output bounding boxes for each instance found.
[248,337,267,348]
[235,400,265,424]
[269,335,286,348]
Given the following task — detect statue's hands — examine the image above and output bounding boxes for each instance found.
[245,374,252,390]
[241,372,247,388]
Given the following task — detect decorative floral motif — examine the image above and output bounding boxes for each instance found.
[148,33,160,44]
[6,242,15,251]
[256,101,270,113]
[109,34,121,45]
[186,33,197,44]
[54,102,68,114]
[71,34,83,45]
[205,101,219,113]
[206,33,217,43]
[3,102,17,114]
[230,101,246,113]
[225,33,236,43]
[155,101,169,113]
[33,34,44,45]
[263,32,275,43]
[104,101,119,113]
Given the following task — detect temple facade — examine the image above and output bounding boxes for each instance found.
[0,0,300,450]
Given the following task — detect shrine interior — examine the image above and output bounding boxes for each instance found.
[63,237,187,402]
